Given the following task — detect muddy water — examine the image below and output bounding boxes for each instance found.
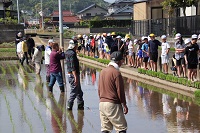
[0,61,200,133]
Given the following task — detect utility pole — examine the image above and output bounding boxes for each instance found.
[41,0,44,30]
[17,0,20,24]
[59,0,65,83]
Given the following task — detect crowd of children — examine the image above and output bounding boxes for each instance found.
[76,32,200,82]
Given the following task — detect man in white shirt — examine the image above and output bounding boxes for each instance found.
[45,39,54,82]
[161,35,170,74]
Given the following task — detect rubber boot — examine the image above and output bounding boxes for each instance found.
[77,101,84,110]
[102,131,109,133]
[46,76,50,83]
[67,102,73,110]
[48,86,53,93]
[59,86,65,93]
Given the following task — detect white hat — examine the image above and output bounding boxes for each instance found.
[161,35,167,39]
[184,38,191,44]
[134,39,138,43]
[141,36,148,41]
[48,39,54,43]
[191,34,198,39]
[107,33,111,36]
[174,33,181,39]
[68,40,77,49]
[116,35,122,39]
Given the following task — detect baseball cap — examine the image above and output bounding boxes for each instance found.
[110,51,123,61]
[68,40,77,49]
[48,39,54,43]
[149,33,155,37]
[161,35,167,39]
[116,35,122,39]
[174,33,181,39]
[134,39,138,44]
[191,34,198,39]
[184,38,191,44]
[107,33,111,36]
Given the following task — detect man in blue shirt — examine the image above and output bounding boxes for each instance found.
[148,33,161,71]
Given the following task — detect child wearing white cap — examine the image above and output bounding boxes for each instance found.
[184,34,199,81]
[161,35,170,74]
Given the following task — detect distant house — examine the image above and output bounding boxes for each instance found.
[0,0,16,18]
[77,4,108,20]
[51,10,80,27]
[27,19,39,26]
[106,0,134,20]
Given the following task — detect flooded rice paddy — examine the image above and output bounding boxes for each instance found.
[0,61,200,133]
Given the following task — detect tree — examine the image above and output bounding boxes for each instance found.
[161,0,199,17]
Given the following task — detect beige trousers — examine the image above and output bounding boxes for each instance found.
[99,102,127,132]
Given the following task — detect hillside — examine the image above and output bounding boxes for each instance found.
[12,0,109,16]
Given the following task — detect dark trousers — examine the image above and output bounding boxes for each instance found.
[21,52,29,65]
[28,48,34,59]
[67,74,84,105]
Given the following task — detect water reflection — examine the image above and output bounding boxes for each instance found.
[81,64,200,132]
[34,75,44,103]
[68,110,84,133]
[18,65,29,90]
[49,94,66,133]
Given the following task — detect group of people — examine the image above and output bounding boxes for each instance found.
[76,32,200,82]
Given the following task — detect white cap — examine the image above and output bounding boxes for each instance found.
[184,38,191,44]
[116,35,122,39]
[48,39,54,43]
[174,33,181,39]
[134,39,138,43]
[141,36,148,41]
[107,33,111,36]
[191,34,198,39]
[161,35,167,39]
[68,40,77,49]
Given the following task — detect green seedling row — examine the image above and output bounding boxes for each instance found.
[19,65,65,133]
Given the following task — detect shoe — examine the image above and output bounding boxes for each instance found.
[77,101,84,110]
[59,86,65,93]
[48,86,53,93]
[67,102,73,110]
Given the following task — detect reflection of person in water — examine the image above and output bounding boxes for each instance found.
[162,94,171,116]
[68,110,84,132]
[34,75,44,103]
[50,94,66,133]
[18,65,28,89]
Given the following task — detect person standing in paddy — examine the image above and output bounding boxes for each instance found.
[66,40,84,110]
[148,33,161,71]
[98,51,128,133]
[184,34,199,81]
[45,39,54,82]
[48,42,65,93]
[161,35,170,74]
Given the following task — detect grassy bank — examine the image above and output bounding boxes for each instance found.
[79,54,110,65]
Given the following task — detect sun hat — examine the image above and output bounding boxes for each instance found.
[174,33,181,39]
[161,35,167,39]
[111,32,116,36]
[110,51,123,61]
[149,33,155,37]
[116,35,122,39]
[191,34,198,39]
[48,39,54,43]
[68,40,77,49]
[141,36,148,41]
[198,34,200,39]
[184,38,191,44]
[134,39,138,44]
[125,34,131,39]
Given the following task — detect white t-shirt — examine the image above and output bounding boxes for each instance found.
[45,45,52,65]
[17,42,22,53]
[161,42,170,56]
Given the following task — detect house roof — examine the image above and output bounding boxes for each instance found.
[63,16,80,23]
[133,0,148,4]
[106,5,133,16]
[52,10,73,17]
[108,0,134,6]
[77,3,107,14]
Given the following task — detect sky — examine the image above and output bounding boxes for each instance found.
[104,0,115,3]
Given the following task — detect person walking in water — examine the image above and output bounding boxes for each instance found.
[45,39,54,82]
[98,51,128,133]
[66,40,84,110]
[48,42,65,93]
